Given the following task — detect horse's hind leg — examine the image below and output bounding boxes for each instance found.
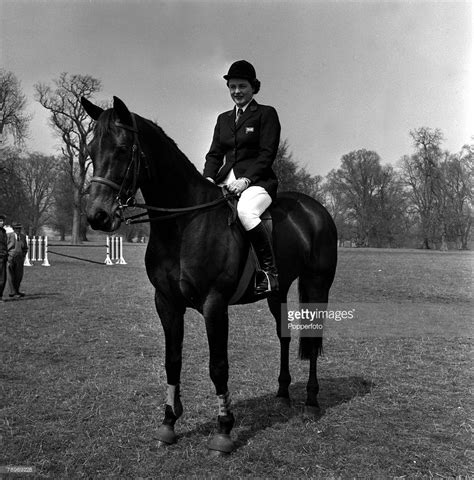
[298,275,330,416]
[267,288,291,405]
[155,292,185,445]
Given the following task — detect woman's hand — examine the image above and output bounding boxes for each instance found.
[227,177,250,194]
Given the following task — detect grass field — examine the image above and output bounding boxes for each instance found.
[1,243,472,479]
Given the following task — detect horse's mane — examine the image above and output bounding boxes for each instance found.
[142,118,197,169]
[94,109,201,176]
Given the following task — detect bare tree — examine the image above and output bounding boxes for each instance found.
[324,149,407,247]
[372,165,408,247]
[400,128,444,249]
[50,159,74,241]
[15,153,61,235]
[0,69,31,146]
[34,73,102,244]
[441,145,473,249]
[273,139,323,199]
[329,149,384,247]
[323,172,355,246]
[0,147,27,222]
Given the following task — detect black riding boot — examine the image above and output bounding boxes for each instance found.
[247,222,279,294]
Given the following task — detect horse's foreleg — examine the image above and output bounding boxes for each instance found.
[268,291,291,405]
[203,302,235,455]
[155,293,185,445]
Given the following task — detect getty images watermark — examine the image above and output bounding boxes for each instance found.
[281,303,356,337]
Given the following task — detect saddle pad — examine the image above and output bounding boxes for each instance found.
[228,210,272,305]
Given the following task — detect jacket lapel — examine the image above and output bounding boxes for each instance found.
[227,108,236,131]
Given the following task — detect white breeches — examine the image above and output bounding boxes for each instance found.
[237,186,272,231]
[218,169,272,230]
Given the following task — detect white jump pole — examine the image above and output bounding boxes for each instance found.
[31,237,37,262]
[24,235,32,267]
[112,237,118,263]
[117,237,127,265]
[104,236,113,265]
[37,236,43,262]
[42,236,50,266]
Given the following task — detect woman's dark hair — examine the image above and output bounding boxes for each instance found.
[251,79,261,94]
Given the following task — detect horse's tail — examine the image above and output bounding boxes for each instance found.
[296,202,337,360]
[297,273,325,360]
[298,330,323,360]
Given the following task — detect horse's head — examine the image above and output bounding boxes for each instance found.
[82,96,141,232]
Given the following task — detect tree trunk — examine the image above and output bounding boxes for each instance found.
[461,217,472,250]
[440,232,448,251]
[80,220,88,242]
[71,188,82,244]
[71,206,81,244]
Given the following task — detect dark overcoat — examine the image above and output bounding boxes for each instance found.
[203,99,281,199]
[0,227,7,258]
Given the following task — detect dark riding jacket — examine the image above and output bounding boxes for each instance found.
[0,228,7,259]
[203,100,281,199]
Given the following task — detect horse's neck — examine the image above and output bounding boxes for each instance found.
[138,117,217,208]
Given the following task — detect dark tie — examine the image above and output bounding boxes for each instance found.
[235,108,243,124]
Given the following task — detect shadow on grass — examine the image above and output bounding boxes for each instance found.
[3,292,62,302]
[180,376,373,449]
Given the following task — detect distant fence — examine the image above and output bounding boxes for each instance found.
[24,236,50,266]
[24,236,127,266]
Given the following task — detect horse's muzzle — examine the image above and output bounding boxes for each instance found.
[87,208,121,232]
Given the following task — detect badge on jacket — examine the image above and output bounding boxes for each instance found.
[245,127,254,134]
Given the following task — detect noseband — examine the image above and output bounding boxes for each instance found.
[90,113,145,210]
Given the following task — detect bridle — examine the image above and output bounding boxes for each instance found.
[89,114,237,225]
[90,113,145,212]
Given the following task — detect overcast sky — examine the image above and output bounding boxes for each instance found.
[1,0,471,176]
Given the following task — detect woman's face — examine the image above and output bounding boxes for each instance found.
[227,78,253,108]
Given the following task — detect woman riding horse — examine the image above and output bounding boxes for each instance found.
[81,91,337,455]
[204,60,280,294]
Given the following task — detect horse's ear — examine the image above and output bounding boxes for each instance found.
[113,96,133,126]
[81,97,104,120]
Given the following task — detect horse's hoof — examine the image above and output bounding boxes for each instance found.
[303,404,321,418]
[156,440,171,449]
[156,424,177,445]
[207,433,234,455]
[275,396,291,408]
[207,448,230,457]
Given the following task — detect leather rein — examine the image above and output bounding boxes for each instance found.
[90,114,236,225]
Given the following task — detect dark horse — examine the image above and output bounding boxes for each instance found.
[81,96,337,454]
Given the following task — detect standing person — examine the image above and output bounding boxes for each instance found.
[7,223,28,298]
[0,214,8,302]
[203,60,281,294]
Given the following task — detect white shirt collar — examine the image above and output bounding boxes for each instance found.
[235,99,253,113]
